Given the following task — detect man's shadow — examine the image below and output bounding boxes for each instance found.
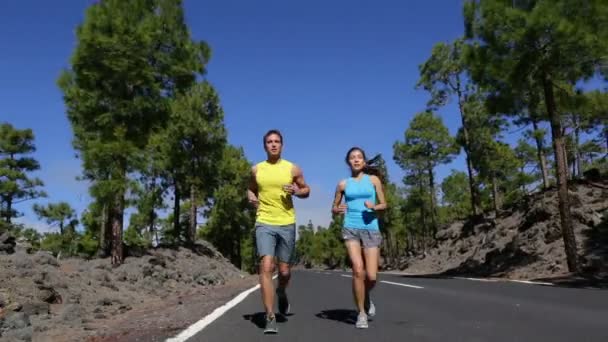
[315,309,358,325]
[243,312,291,329]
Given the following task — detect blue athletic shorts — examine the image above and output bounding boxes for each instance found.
[255,222,296,264]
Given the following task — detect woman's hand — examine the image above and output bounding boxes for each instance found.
[332,204,347,214]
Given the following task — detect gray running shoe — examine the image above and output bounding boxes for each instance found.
[364,291,376,317]
[264,314,278,334]
[277,288,290,315]
[355,312,368,329]
[367,300,376,317]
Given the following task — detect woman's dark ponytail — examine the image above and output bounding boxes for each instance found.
[345,147,384,182]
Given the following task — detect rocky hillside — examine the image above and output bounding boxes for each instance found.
[394,179,608,281]
[0,240,255,342]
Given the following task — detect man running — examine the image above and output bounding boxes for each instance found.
[247,129,310,334]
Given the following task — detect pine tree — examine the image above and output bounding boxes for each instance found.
[0,123,46,224]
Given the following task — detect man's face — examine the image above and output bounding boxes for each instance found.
[264,133,283,157]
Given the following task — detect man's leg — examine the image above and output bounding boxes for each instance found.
[260,255,276,315]
[275,224,295,315]
[255,225,277,317]
[277,262,291,289]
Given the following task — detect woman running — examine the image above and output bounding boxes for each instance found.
[331,147,387,329]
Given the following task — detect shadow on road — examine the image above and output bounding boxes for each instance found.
[315,309,357,325]
[242,312,290,329]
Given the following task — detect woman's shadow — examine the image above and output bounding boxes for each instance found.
[315,309,358,325]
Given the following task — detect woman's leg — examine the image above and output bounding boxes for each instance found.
[345,239,366,313]
[363,247,379,296]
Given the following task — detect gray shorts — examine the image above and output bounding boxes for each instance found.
[255,222,296,264]
[342,228,383,248]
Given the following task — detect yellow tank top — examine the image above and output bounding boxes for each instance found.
[256,159,296,225]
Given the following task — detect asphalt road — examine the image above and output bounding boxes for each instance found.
[180,270,608,342]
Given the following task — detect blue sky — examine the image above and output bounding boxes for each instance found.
[2,0,473,230]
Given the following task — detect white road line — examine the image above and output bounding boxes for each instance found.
[452,276,554,286]
[380,280,424,289]
[506,279,554,286]
[380,271,555,287]
[166,275,277,342]
[452,277,499,282]
[341,275,423,289]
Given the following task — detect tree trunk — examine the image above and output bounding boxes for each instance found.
[458,104,482,216]
[520,165,528,195]
[235,231,242,269]
[571,158,576,179]
[5,196,12,223]
[542,72,579,273]
[189,184,197,244]
[491,176,501,213]
[532,119,550,189]
[574,126,583,178]
[427,166,438,237]
[4,154,14,223]
[148,204,156,245]
[417,173,427,254]
[173,182,181,242]
[147,180,157,241]
[408,231,414,253]
[563,141,571,180]
[99,203,112,257]
[604,127,608,154]
[111,193,124,265]
[111,161,126,266]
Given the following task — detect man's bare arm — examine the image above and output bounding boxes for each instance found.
[247,165,259,207]
[291,164,310,198]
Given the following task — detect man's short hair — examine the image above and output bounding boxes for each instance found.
[263,129,283,145]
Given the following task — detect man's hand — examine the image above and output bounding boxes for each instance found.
[248,192,259,208]
[282,183,299,195]
[248,165,259,208]
[291,164,310,198]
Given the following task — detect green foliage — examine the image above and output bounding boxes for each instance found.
[200,145,254,270]
[294,216,347,269]
[57,0,214,263]
[160,81,227,242]
[77,231,99,257]
[467,102,522,211]
[441,170,472,220]
[464,0,608,272]
[39,229,80,257]
[20,228,41,249]
[33,202,77,235]
[394,111,457,237]
[295,226,316,267]
[124,223,152,249]
[394,112,457,170]
[0,122,46,223]
[417,38,484,216]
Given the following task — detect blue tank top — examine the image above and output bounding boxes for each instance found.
[344,174,379,230]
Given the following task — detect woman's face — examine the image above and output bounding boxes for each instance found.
[348,149,366,172]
